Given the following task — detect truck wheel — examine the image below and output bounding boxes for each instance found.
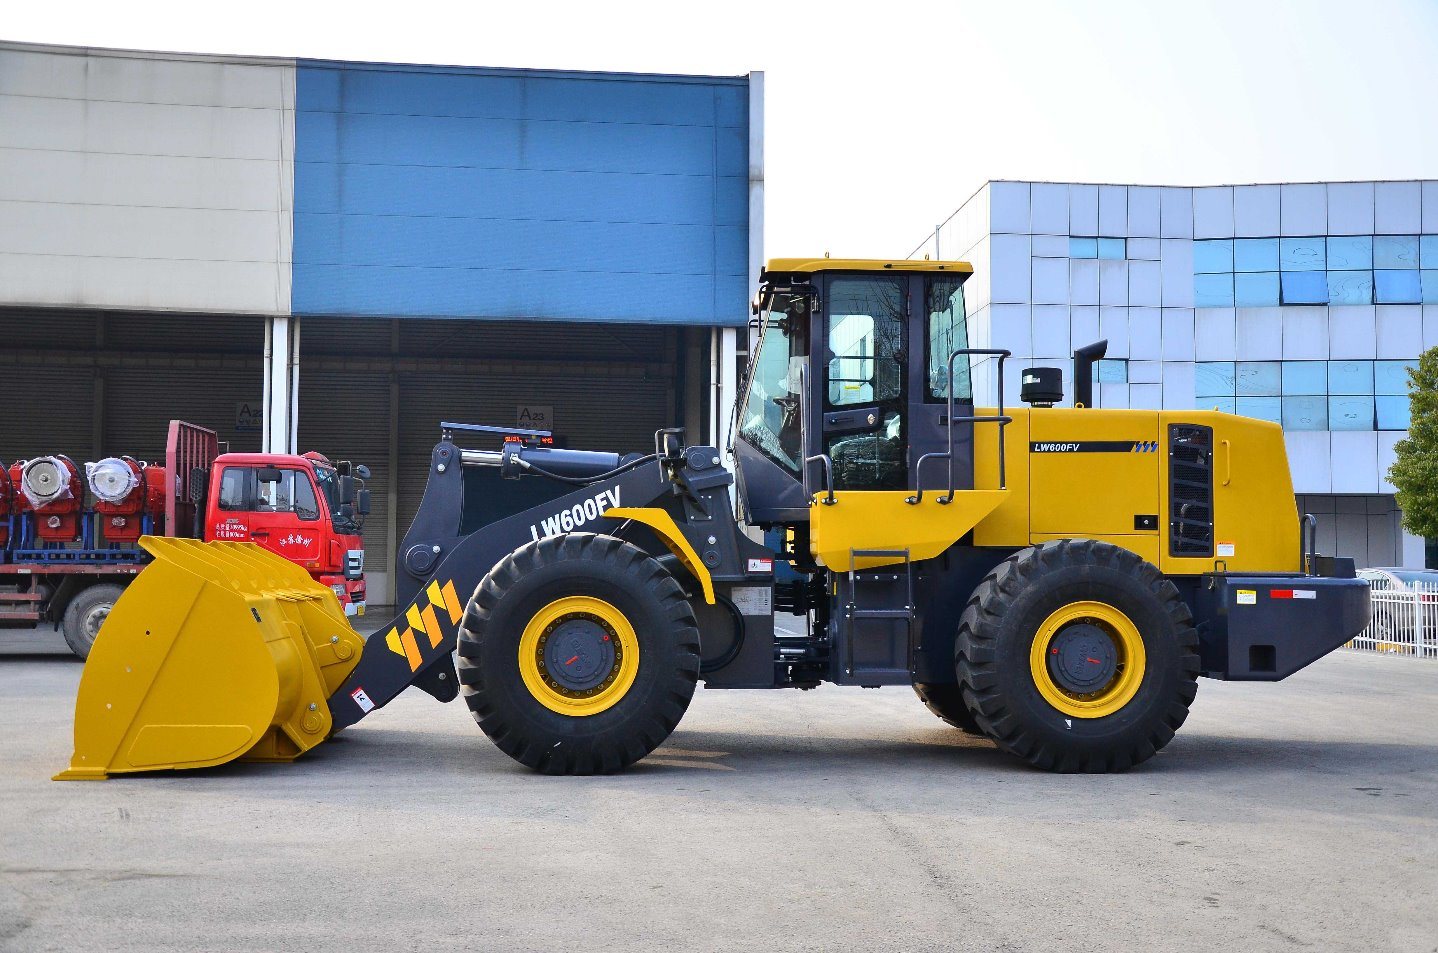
[61,583,127,660]
[912,683,983,735]
[956,540,1199,772]
[457,533,700,775]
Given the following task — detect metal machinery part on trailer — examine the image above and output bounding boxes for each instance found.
[55,259,1371,780]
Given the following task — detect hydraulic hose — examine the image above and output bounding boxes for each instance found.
[514,452,659,486]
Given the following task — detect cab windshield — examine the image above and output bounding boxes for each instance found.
[737,295,809,476]
[313,465,361,533]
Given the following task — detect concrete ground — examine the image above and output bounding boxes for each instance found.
[2,621,1436,953]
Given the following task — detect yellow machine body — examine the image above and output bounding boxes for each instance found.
[54,537,365,780]
[809,407,1300,574]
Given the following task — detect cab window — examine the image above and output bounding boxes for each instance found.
[217,467,320,520]
[824,275,907,492]
[926,276,971,402]
[737,300,808,475]
[826,277,906,407]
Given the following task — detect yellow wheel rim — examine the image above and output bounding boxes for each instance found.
[1029,600,1146,719]
[518,595,639,717]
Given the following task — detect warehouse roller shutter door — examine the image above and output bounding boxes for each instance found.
[93,313,263,463]
[396,362,678,559]
[103,366,263,460]
[297,369,392,594]
[0,311,99,465]
[0,364,96,467]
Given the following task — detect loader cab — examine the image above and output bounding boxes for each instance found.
[735,259,976,524]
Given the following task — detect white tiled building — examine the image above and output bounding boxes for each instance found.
[911,180,1438,569]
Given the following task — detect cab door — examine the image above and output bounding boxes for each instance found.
[213,465,324,565]
[820,273,908,491]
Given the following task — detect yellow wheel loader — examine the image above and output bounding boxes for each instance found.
[55,259,1371,780]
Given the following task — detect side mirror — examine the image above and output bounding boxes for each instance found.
[356,488,371,516]
[353,464,371,481]
[338,474,355,505]
[256,466,282,484]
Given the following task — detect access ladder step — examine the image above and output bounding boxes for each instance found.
[847,608,913,619]
[0,591,44,603]
[849,549,912,562]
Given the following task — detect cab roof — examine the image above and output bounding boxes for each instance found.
[762,257,974,280]
[214,452,329,470]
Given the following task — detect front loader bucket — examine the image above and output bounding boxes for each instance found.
[54,538,366,780]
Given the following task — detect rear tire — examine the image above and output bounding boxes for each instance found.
[457,533,700,774]
[956,539,1199,772]
[61,583,126,660]
[912,682,983,735]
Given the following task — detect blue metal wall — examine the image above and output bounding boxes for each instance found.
[292,61,749,325]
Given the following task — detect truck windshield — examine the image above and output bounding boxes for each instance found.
[737,298,808,475]
[313,466,361,534]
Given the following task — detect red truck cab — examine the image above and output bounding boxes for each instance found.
[204,451,368,617]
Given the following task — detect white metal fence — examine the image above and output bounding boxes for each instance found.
[1351,580,1438,658]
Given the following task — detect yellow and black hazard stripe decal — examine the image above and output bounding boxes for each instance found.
[384,578,465,672]
[1030,441,1160,453]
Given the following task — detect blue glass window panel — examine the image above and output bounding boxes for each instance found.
[1236,361,1282,396]
[1374,235,1419,269]
[1233,238,1279,273]
[1194,239,1233,273]
[1282,361,1327,395]
[1327,235,1373,270]
[1282,396,1328,431]
[1236,397,1282,424]
[1234,271,1280,307]
[1375,269,1422,304]
[1327,271,1373,305]
[1094,359,1128,383]
[1328,360,1374,395]
[1328,395,1374,430]
[1422,235,1438,267]
[1069,237,1098,259]
[1097,238,1126,260]
[1375,360,1416,395]
[1280,271,1328,304]
[1194,273,1235,308]
[1202,396,1236,414]
[1376,395,1412,430]
[1280,237,1325,271]
[1195,362,1236,398]
[1422,270,1438,303]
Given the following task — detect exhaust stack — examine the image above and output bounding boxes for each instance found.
[1072,340,1109,409]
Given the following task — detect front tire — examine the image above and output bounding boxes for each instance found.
[457,533,700,774]
[957,540,1199,772]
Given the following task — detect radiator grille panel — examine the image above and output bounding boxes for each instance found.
[1169,424,1214,557]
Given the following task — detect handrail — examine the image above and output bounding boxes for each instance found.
[1302,512,1318,576]
[805,453,836,506]
[908,348,1012,504]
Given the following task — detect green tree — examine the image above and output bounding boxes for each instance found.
[1389,347,1438,538]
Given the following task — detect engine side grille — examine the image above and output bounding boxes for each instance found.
[1169,424,1214,557]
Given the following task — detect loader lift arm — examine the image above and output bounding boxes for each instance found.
[327,427,756,732]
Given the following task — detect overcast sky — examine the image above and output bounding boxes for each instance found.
[8,0,1438,261]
